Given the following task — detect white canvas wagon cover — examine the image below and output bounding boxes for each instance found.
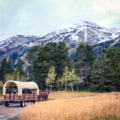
[3,80,39,95]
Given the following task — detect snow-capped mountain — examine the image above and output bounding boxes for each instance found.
[0,21,120,67]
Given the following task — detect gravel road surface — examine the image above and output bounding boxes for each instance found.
[0,103,27,120]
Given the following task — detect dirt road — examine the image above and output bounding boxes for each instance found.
[0,104,26,120]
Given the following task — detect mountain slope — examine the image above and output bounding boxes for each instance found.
[93,35,120,55]
[0,21,120,67]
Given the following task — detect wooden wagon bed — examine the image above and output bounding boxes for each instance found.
[4,94,38,102]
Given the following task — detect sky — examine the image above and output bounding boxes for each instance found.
[0,0,120,41]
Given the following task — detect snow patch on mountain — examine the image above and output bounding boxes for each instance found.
[0,21,120,49]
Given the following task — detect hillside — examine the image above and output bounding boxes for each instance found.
[0,21,120,67]
[93,35,120,55]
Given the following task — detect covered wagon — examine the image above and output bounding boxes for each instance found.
[3,80,39,107]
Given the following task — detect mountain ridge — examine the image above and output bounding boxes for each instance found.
[0,21,120,67]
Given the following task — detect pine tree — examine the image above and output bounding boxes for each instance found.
[0,66,2,81]
[89,48,117,91]
[7,59,14,73]
[46,66,56,91]
[0,58,14,82]
[16,59,24,77]
[74,44,94,86]
[27,46,39,64]
[33,42,57,88]
[0,81,3,94]
[85,45,94,66]
[56,42,69,78]
[90,55,111,91]
[32,42,69,89]
[106,47,120,91]
[0,58,8,83]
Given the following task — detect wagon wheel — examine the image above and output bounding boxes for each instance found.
[5,101,9,107]
[20,101,25,107]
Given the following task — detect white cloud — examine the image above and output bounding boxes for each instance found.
[91,0,120,27]
[93,0,120,14]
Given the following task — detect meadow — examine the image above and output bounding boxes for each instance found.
[20,91,120,120]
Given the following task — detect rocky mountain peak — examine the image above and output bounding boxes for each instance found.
[0,21,120,67]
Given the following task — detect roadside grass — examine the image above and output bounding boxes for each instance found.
[49,91,99,100]
[20,92,120,120]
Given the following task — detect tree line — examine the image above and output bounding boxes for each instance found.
[0,58,24,83]
[73,44,120,91]
[0,41,120,92]
[89,47,120,91]
[0,58,25,93]
[27,42,120,92]
[27,42,83,91]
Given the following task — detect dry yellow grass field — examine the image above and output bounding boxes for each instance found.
[20,92,120,120]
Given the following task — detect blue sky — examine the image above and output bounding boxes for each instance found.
[0,0,120,41]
